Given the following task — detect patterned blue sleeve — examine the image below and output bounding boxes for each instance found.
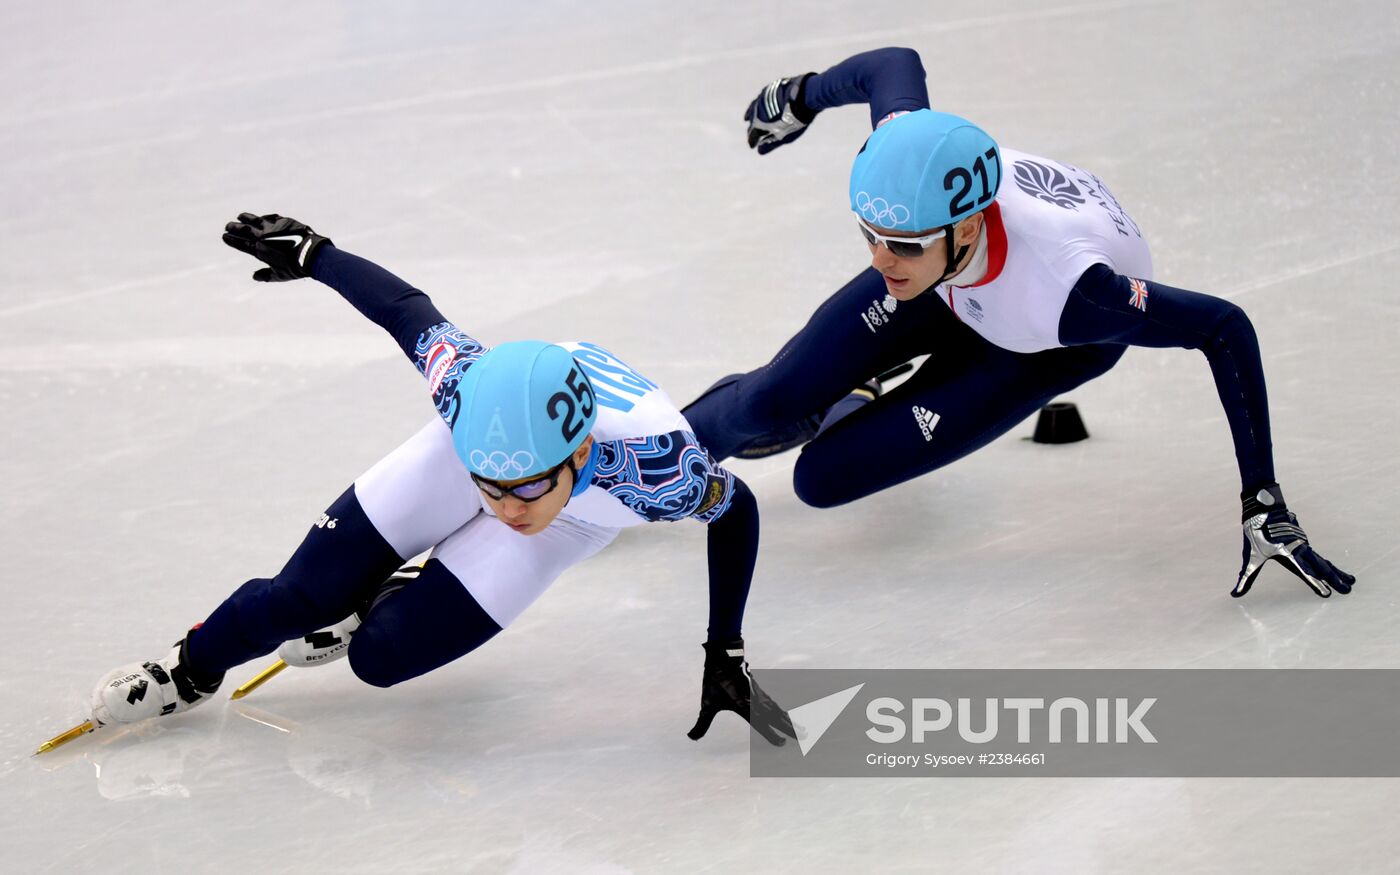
[413,321,488,430]
[592,430,737,523]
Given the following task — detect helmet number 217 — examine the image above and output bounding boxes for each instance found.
[944,148,1001,219]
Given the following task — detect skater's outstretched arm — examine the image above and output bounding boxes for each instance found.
[1059,263,1354,598]
[1061,264,1276,493]
[310,244,450,361]
[691,474,794,746]
[743,47,930,153]
[673,462,796,746]
[801,47,930,126]
[222,212,486,426]
[701,475,758,642]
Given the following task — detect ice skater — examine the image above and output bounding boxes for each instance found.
[683,47,1353,598]
[64,213,794,750]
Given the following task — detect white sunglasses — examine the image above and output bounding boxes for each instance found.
[854,213,947,258]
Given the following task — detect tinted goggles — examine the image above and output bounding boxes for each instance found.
[854,213,946,258]
[470,458,573,503]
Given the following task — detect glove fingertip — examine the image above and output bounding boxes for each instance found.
[236,212,260,223]
[688,709,715,741]
[252,269,272,282]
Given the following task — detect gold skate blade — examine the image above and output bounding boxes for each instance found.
[229,660,288,700]
[34,720,95,755]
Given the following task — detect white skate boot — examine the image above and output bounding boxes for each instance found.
[91,635,224,726]
[277,614,362,666]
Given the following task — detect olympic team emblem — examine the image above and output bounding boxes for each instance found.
[1128,278,1149,312]
[424,342,458,396]
[469,450,537,480]
[1012,159,1086,210]
[854,191,910,228]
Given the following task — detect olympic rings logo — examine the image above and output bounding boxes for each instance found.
[854,191,910,226]
[469,449,537,480]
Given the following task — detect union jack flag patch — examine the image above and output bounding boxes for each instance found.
[1128,278,1149,312]
[876,110,912,128]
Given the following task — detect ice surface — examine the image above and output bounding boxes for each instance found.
[2,1,1399,872]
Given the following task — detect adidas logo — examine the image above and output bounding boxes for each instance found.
[912,405,940,442]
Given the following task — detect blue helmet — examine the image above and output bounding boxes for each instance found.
[849,109,1001,232]
[451,340,597,481]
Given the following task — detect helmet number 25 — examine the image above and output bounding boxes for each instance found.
[944,148,1001,219]
[548,367,596,443]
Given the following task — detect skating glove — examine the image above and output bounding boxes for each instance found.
[222,212,330,282]
[1233,484,1354,598]
[744,74,816,154]
[687,638,796,746]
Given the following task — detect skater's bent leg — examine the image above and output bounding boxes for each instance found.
[349,513,617,687]
[793,342,1126,507]
[348,559,502,688]
[187,485,405,676]
[188,419,485,677]
[683,269,935,459]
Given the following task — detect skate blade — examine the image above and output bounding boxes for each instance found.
[229,660,288,700]
[34,720,95,756]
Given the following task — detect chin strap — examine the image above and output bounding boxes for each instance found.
[933,227,971,286]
